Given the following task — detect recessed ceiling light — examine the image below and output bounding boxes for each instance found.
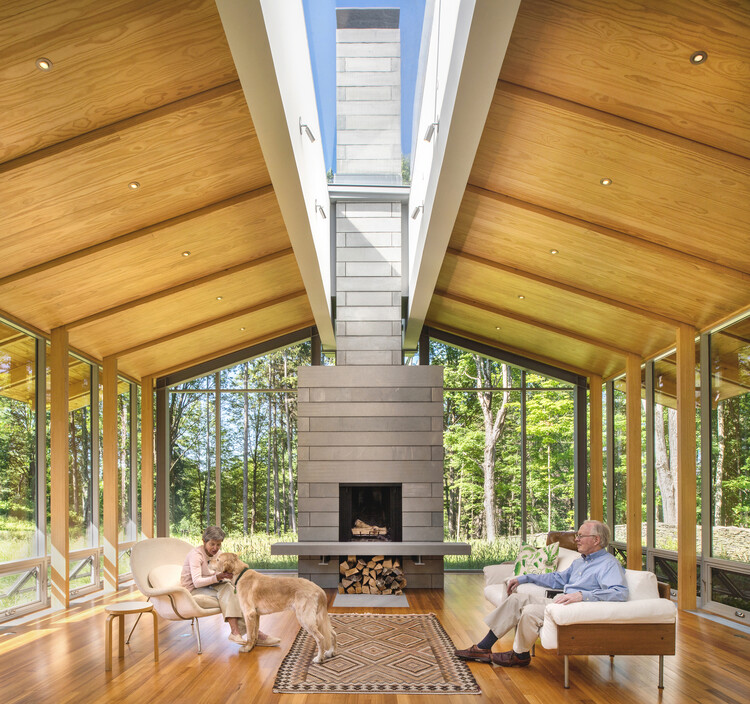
[690,50,707,64]
[495,327,501,331]
[128,181,140,190]
[216,296,223,301]
[240,327,246,331]
[599,177,612,186]
[35,57,53,71]
[550,249,559,255]
[181,251,191,257]
[518,295,525,300]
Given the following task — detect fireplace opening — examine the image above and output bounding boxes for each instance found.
[339,484,402,542]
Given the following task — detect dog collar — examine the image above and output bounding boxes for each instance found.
[234,566,251,593]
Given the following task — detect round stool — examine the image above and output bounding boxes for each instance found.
[105,601,158,671]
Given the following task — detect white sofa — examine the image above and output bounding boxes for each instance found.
[483,544,677,688]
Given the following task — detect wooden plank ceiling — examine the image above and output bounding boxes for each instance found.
[428,0,750,380]
[0,0,313,382]
[1,0,748,389]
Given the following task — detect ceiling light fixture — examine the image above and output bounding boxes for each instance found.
[299,118,316,143]
[35,57,53,71]
[411,204,424,219]
[690,50,707,64]
[550,249,559,255]
[216,296,223,301]
[128,181,140,190]
[599,177,612,186]
[423,122,438,142]
[181,251,190,257]
[240,327,246,331]
[315,200,327,219]
[518,295,525,300]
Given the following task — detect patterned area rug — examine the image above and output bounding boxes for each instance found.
[273,612,480,694]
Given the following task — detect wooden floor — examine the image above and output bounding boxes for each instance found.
[2,573,749,704]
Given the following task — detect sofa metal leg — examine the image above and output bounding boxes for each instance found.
[194,618,203,654]
[658,655,664,689]
[564,655,570,688]
[531,644,535,657]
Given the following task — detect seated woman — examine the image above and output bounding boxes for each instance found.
[180,525,280,646]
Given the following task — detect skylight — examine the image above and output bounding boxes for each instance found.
[302,0,426,186]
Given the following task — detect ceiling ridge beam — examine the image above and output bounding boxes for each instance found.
[496,79,750,168]
[447,244,687,328]
[114,290,308,358]
[0,81,243,174]
[434,289,637,357]
[428,322,595,378]
[0,184,275,288]
[64,247,294,330]
[465,184,750,283]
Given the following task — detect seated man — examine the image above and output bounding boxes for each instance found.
[456,519,627,667]
[181,525,280,646]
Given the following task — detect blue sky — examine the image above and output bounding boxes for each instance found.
[302,0,426,173]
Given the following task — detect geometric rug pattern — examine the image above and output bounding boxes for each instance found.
[273,613,481,694]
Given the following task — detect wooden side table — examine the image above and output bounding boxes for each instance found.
[105,601,159,671]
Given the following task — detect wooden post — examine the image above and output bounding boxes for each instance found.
[141,375,154,539]
[626,354,642,570]
[103,356,119,592]
[50,327,69,610]
[589,374,603,522]
[676,325,697,610]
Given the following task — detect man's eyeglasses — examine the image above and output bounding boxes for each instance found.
[574,533,596,540]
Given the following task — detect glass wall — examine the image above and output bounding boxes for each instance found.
[707,318,750,614]
[0,322,38,562]
[168,343,311,569]
[433,341,578,568]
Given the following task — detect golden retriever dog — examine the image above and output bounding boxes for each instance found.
[208,552,336,662]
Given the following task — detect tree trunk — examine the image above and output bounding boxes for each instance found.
[474,357,510,542]
[205,388,211,526]
[714,401,725,526]
[243,363,249,534]
[547,444,552,533]
[654,404,678,524]
[283,352,297,532]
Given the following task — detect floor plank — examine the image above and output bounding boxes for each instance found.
[1,573,749,704]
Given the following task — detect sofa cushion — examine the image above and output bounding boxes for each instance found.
[556,547,581,572]
[625,568,660,600]
[148,564,181,590]
[513,542,560,575]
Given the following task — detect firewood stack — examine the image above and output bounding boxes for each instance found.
[338,555,407,594]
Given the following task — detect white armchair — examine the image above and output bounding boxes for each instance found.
[483,536,677,689]
[129,537,222,653]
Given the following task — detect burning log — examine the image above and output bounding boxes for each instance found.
[337,555,407,594]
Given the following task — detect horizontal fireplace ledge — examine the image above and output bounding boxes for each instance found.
[270,541,471,556]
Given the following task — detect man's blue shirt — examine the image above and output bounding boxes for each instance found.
[516,549,628,602]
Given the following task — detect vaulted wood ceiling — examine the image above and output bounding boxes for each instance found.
[428,0,750,379]
[0,0,313,381]
[1,0,748,386]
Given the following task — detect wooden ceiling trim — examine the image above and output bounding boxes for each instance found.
[0,184,274,288]
[427,323,595,378]
[0,82,242,174]
[114,290,308,358]
[433,289,636,357]
[446,247,684,328]
[150,322,317,381]
[464,184,750,286]
[699,303,750,337]
[64,248,295,330]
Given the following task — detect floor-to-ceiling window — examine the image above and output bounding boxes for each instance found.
[705,318,750,617]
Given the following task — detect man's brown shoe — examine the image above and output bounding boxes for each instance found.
[492,650,531,667]
[454,644,492,663]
